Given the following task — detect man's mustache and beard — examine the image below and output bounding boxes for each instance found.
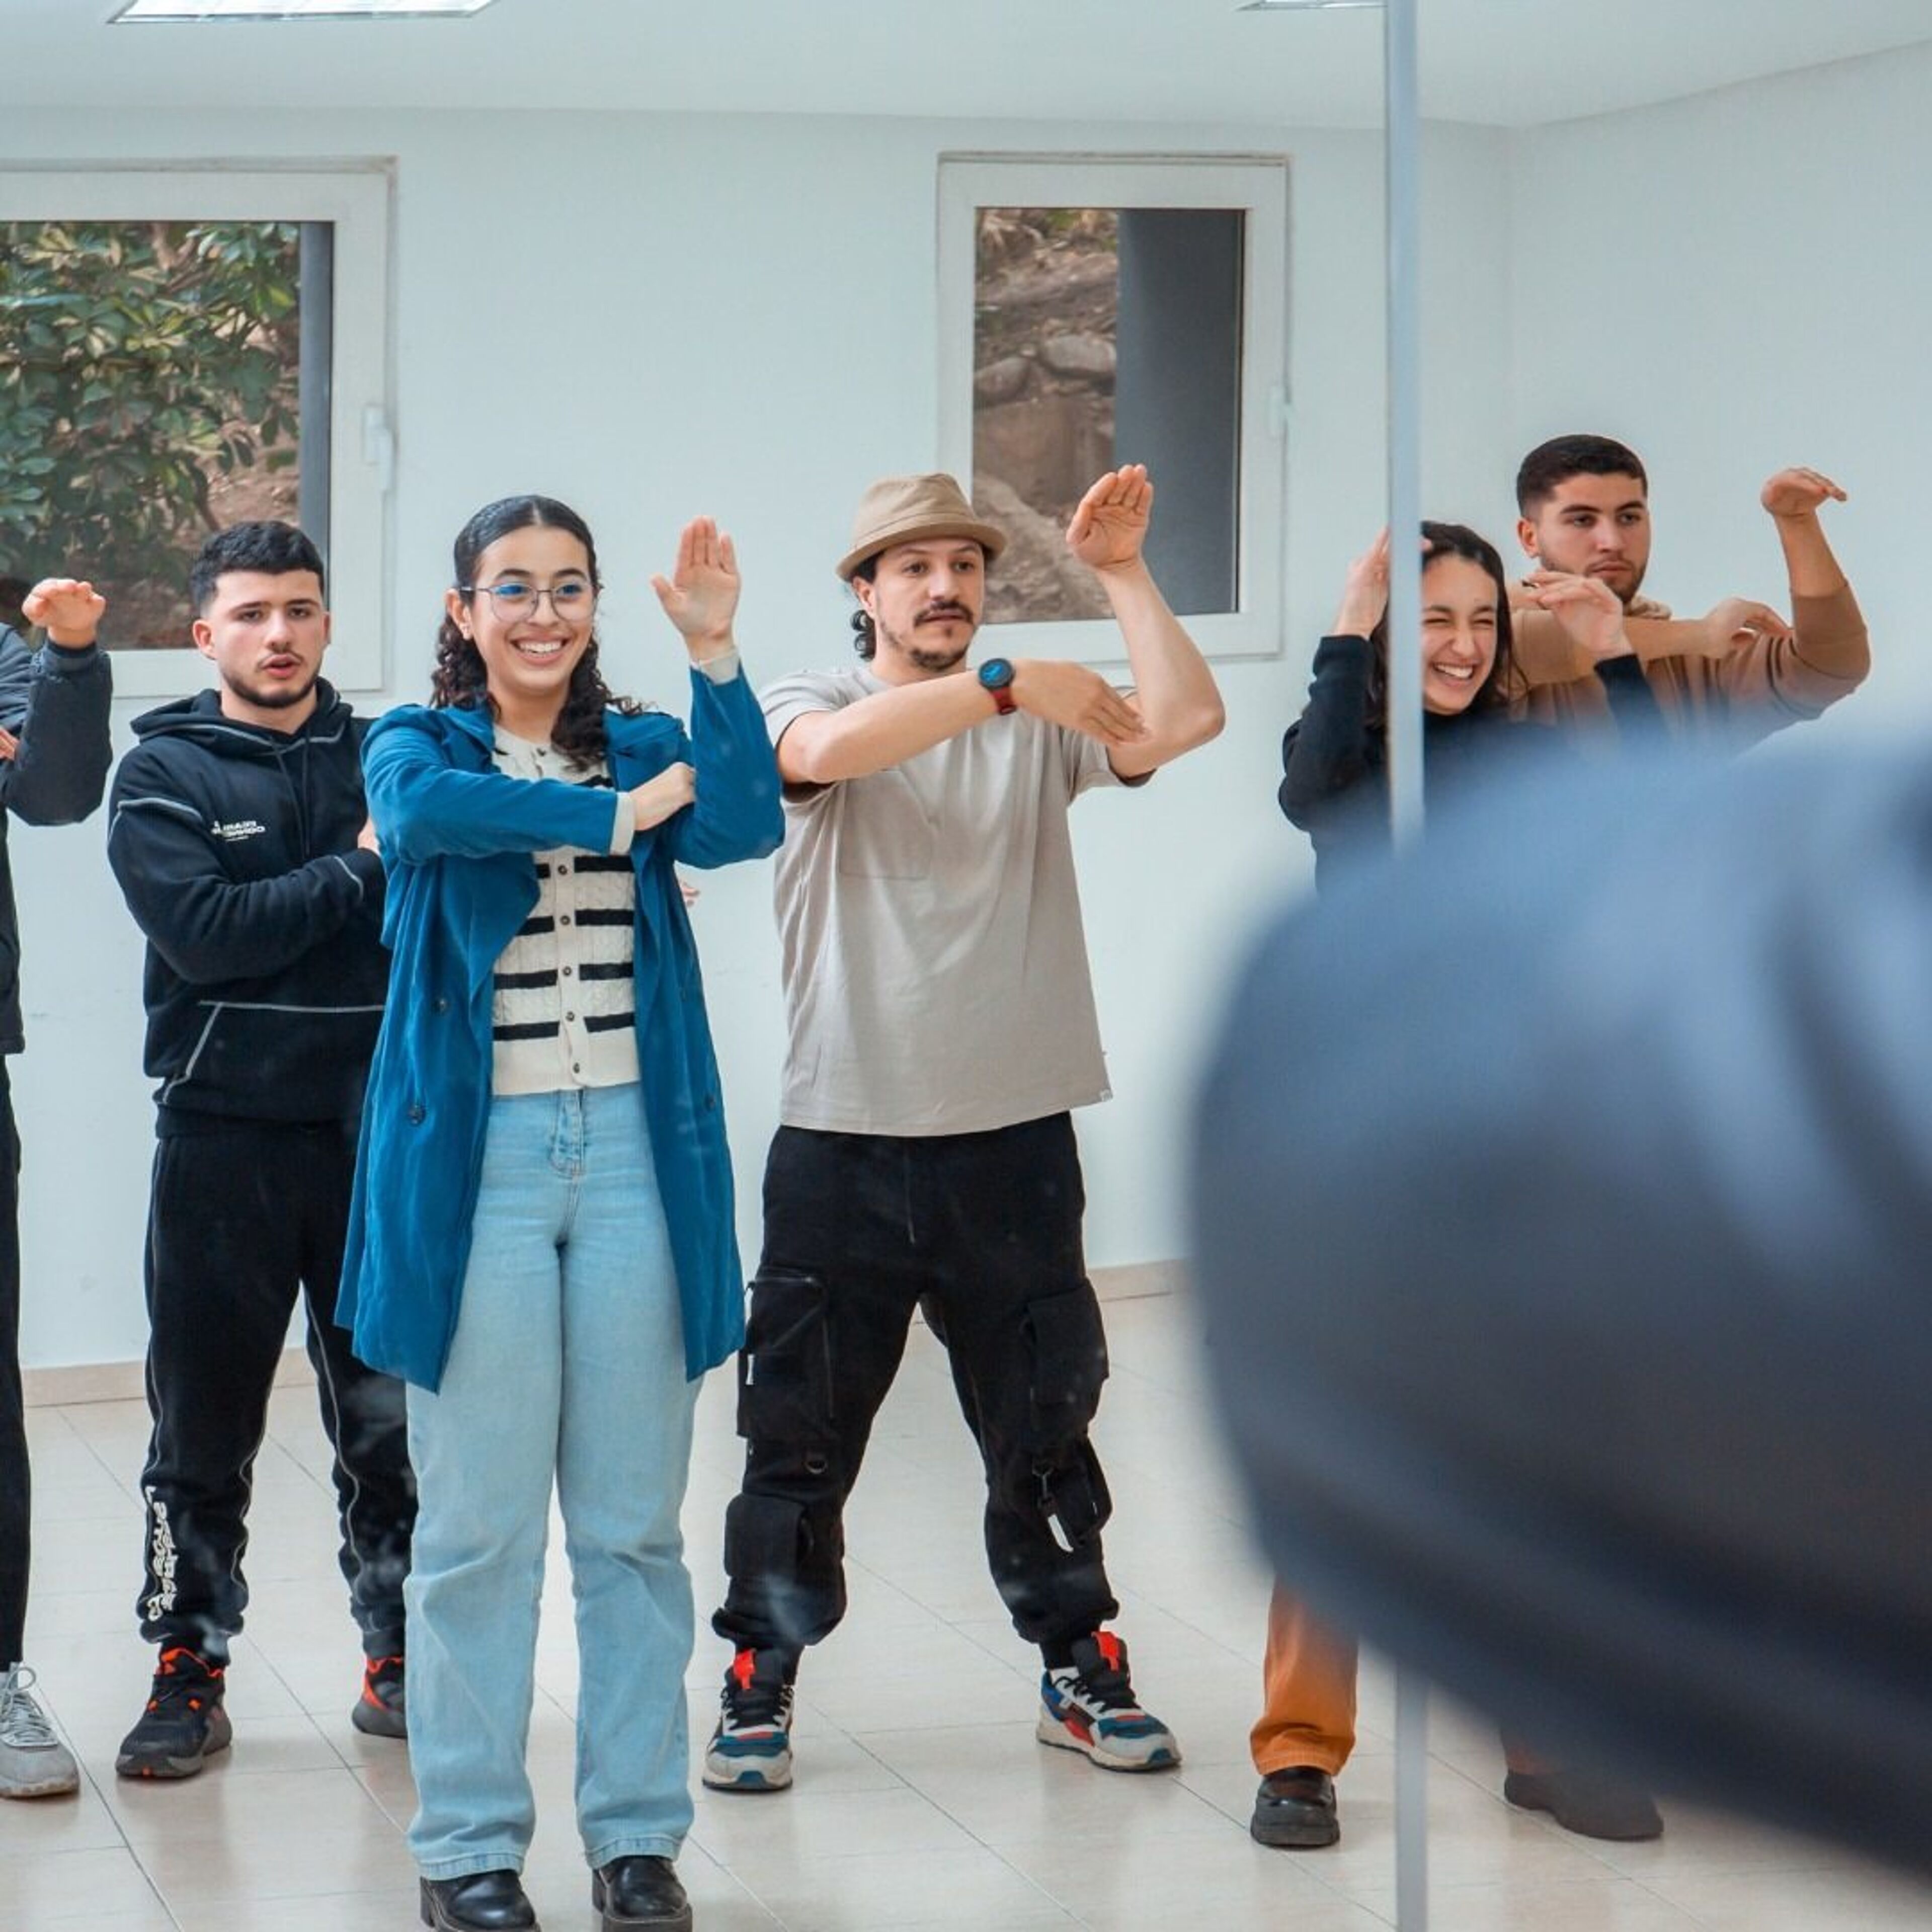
[882,601,976,674]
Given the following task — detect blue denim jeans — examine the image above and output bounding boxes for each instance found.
[405,1086,700,1879]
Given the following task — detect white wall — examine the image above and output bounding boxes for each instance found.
[1506,46,1930,733]
[2,104,1513,1370]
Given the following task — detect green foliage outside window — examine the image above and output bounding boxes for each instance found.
[0,220,302,646]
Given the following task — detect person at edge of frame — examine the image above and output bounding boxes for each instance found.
[0,574,113,1802]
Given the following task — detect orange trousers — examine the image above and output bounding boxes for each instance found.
[1252,1585,1548,1778]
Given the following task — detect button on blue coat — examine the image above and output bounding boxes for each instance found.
[339,669,783,1392]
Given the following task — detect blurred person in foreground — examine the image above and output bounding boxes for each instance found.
[1192,738,1932,1881]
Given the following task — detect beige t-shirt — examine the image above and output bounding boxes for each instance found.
[763,665,1132,1137]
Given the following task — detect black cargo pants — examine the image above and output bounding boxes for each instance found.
[713,1112,1118,1663]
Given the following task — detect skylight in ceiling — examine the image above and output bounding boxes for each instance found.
[113,0,497,21]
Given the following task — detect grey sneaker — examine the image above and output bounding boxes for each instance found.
[1,1664,80,1798]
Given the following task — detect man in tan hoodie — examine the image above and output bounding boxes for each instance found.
[1508,433,1867,741]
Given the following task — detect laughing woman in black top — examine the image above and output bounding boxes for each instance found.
[1252,518,1664,1857]
[1278,521,1656,887]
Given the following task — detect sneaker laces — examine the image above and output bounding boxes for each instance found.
[1062,1633,1139,1712]
[721,1649,791,1728]
[0,1665,60,1749]
[146,1646,222,1717]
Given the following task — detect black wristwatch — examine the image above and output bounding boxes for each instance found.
[978,657,1017,715]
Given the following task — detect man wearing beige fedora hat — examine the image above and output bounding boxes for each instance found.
[704,463,1223,1793]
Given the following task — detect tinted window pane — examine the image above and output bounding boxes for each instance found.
[972,205,1242,626]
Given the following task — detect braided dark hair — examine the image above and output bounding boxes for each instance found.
[432,494,641,763]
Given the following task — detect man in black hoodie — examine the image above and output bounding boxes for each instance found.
[0,578,113,1802]
[105,522,414,1781]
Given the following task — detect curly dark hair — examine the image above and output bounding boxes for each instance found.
[431,494,641,765]
[1363,521,1515,729]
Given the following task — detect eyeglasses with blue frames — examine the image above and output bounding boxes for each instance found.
[457,576,598,621]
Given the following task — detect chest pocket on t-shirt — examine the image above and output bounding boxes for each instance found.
[832,769,935,879]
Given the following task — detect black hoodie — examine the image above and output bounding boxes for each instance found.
[107,681,387,1127]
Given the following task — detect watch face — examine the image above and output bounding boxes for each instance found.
[979,657,1015,690]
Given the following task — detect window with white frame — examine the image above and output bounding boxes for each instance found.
[938,154,1289,663]
[0,167,391,695]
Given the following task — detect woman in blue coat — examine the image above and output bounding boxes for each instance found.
[342,496,781,1932]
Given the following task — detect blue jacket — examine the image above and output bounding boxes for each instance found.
[339,667,784,1391]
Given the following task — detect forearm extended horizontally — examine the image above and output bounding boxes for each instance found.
[776,675,994,785]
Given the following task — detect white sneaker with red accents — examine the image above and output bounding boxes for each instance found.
[1036,1632,1181,1772]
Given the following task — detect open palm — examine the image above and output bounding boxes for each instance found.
[1066,465,1154,573]
[652,518,740,643]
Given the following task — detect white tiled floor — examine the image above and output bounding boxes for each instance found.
[8,1285,1929,1929]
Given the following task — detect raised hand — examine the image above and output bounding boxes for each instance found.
[1705,596,1794,650]
[22,578,107,647]
[630,760,696,833]
[1335,530,1393,637]
[1522,571,1632,663]
[1760,467,1847,521]
[650,518,740,655]
[1008,659,1147,746]
[1065,464,1154,575]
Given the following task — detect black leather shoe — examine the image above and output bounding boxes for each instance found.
[1504,1768,1663,1841]
[1250,1765,1341,1848]
[593,1855,692,1930]
[419,1870,539,1931]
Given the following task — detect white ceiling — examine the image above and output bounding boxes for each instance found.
[2,0,1929,128]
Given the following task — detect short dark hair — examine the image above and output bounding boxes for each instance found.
[190,522,327,614]
[1515,436,1648,516]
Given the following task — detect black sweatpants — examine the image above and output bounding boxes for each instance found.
[137,1116,415,1663]
[0,1070,27,1668]
[714,1113,1118,1664]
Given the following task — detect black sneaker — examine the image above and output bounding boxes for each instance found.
[593,1855,692,1929]
[700,1646,794,1792]
[351,1654,407,1739]
[116,1646,232,1780]
[1036,1631,1181,1771]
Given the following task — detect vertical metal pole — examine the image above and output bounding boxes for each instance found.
[1385,1,1430,1923]
[1384,0,1423,853]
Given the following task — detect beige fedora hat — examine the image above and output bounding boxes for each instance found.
[835,473,1008,582]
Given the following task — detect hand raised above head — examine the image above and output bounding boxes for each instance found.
[650,518,740,654]
[22,578,107,647]
[1065,464,1154,575]
[1760,467,1847,520]
[1334,529,1392,637]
